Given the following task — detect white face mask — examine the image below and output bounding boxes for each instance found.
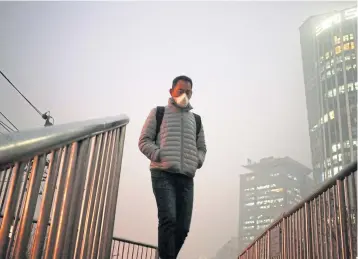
[174,93,189,108]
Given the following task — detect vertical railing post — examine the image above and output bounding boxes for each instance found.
[31,150,62,259]
[337,179,348,259]
[103,126,127,259]
[98,129,119,258]
[305,202,313,259]
[13,155,46,258]
[0,163,24,258]
[282,217,287,259]
[62,139,91,258]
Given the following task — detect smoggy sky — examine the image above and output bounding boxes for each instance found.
[0,1,355,258]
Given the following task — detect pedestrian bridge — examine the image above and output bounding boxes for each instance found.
[0,115,356,259]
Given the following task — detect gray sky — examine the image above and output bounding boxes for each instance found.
[0,1,355,258]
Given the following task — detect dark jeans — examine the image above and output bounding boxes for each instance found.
[151,170,194,259]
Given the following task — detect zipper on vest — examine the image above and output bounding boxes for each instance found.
[180,110,184,174]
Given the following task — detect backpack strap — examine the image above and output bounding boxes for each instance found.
[193,113,202,141]
[155,106,165,140]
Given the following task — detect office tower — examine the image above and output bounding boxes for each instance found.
[300,6,357,183]
[238,157,312,253]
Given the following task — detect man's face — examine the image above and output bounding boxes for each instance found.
[170,80,192,99]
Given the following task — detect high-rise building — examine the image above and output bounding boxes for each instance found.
[238,157,312,253]
[300,6,357,183]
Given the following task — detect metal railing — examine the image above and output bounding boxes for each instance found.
[111,237,158,259]
[0,115,130,258]
[239,161,357,259]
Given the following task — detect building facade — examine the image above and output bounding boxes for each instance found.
[238,157,312,253]
[300,6,357,183]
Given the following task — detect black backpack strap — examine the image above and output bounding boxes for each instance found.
[155,106,165,140]
[193,113,202,141]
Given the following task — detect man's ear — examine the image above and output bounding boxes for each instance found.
[169,88,173,96]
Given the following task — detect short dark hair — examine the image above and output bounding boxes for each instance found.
[172,75,193,89]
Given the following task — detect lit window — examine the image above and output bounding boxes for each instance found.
[338,153,342,162]
[328,90,333,97]
[332,144,337,153]
[327,169,332,178]
[325,52,330,59]
[351,42,355,49]
[346,64,352,71]
[244,220,255,225]
[333,88,337,96]
[245,202,254,207]
[344,43,350,50]
[334,36,341,45]
[324,114,328,123]
[353,140,357,146]
[329,110,335,120]
[348,83,354,91]
[326,70,331,76]
[339,165,343,171]
[335,46,342,54]
[326,62,331,69]
[271,188,283,193]
[350,33,354,40]
[246,175,255,181]
[344,140,350,148]
[333,155,338,163]
[343,35,349,42]
[339,85,345,93]
[333,167,339,175]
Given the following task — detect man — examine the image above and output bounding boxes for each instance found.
[138,75,207,259]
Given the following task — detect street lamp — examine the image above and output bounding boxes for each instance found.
[42,112,54,127]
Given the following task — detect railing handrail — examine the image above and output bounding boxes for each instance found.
[112,236,158,250]
[0,115,129,166]
[239,160,357,256]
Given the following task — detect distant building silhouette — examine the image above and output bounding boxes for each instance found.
[300,6,357,183]
[238,157,313,253]
[212,237,239,259]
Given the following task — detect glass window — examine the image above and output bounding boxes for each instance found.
[348,83,354,91]
[333,166,339,175]
[334,36,341,44]
[344,140,350,148]
[335,46,342,54]
[351,42,355,49]
[343,35,349,42]
[344,43,350,50]
[325,52,330,59]
[350,33,354,40]
[339,85,345,93]
[329,110,335,120]
[332,144,337,153]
